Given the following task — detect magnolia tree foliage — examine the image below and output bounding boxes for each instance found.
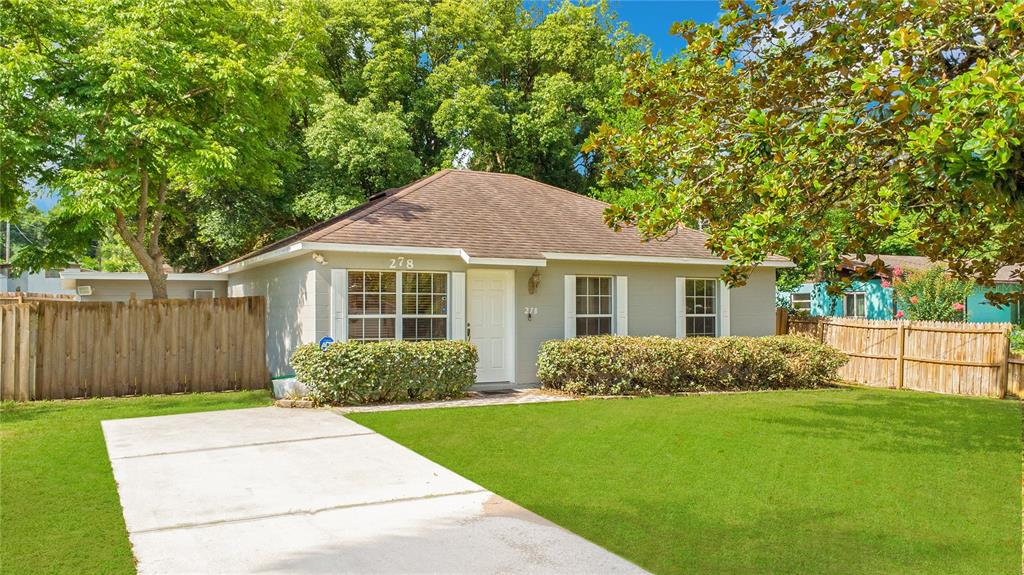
[1,0,323,296]
[588,0,1023,301]
[893,266,975,322]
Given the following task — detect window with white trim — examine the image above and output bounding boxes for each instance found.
[684,278,718,337]
[193,289,216,299]
[346,270,450,342]
[347,271,398,341]
[574,276,612,336]
[844,292,867,318]
[401,272,448,340]
[790,292,811,312]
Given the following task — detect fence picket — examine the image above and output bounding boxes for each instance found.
[0,297,269,400]
[777,310,1013,398]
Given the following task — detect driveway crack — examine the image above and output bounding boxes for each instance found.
[111,432,377,460]
[131,489,490,534]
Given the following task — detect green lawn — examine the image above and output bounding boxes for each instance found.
[351,388,1023,575]
[0,391,272,575]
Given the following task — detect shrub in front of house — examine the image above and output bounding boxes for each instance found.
[291,340,478,405]
[536,335,847,396]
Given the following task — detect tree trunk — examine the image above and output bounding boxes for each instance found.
[112,171,170,299]
[113,215,169,299]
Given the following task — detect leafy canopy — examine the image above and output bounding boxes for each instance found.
[588,0,1024,297]
[1,0,323,294]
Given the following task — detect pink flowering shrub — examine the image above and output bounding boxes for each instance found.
[893,266,974,322]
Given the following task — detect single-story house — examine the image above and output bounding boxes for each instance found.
[59,268,227,301]
[1,264,77,296]
[783,254,1022,324]
[210,169,792,387]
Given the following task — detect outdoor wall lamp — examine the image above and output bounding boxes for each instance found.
[528,268,541,294]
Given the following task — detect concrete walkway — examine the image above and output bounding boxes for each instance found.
[334,389,576,414]
[103,407,646,574]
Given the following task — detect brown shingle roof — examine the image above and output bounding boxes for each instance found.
[842,254,1022,284]
[223,169,791,267]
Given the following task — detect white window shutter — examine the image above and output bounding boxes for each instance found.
[564,275,576,339]
[451,272,466,340]
[614,276,628,335]
[331,269,348,341]
[718,280,731,336]
[675,277,685,338]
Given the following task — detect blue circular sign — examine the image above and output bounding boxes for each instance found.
[318,336,335,351]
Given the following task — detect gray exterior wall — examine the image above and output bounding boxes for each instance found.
[227,252,469,377]
[77,279,227,302]
[513,261,777,384]
[227,252,778,381]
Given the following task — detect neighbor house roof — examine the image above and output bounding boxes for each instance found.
[840,254,1022,284]
[214,170,792,273]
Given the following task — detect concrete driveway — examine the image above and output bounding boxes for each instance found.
[103,407,646,574]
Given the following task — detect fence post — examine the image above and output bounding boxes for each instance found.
[997,327,1010,399]
[776,309,789,335]
[895,321,906,390]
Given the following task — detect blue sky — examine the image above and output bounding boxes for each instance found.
[609,0,722,56]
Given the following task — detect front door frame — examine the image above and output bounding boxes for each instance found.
[466,268,516,383]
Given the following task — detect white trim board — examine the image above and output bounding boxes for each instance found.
[211,242,795,275]
[541,252,795,268]
[60,271,227,282]
[211,242,547,275]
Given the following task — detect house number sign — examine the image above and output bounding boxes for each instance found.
[388,257,415,269]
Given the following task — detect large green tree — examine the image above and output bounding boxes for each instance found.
[589,0,1023,301]
[2,0,322,296]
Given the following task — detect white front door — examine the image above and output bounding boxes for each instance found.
[467,269,514,383]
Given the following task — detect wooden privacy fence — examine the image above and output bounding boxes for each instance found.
[0,291,77,303]
[0,297,269,401]
[777,310,1017,398]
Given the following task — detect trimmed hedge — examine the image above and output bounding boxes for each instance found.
[537,335,847,395]
[291,340,478,405]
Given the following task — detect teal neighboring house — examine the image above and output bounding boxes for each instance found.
[783,255,1023,324]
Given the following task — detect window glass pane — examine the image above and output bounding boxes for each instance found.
[366,294,381,314]
[403,318,448,341]
[381,294,396,314]
[347,294,363,315]
[686,316,716,337]
[576,296,588,315]
[348,318,363,340]
[381,272,396,292]
[348,273,364,292]
[598,295,610,314]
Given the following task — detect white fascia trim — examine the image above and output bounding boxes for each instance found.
[464,256,547,267]
[59,271,227,282]
[210,242,309,274]
[540,252,795,268]
[211,242,467,274]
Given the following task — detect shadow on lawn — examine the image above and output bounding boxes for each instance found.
[753,389,1022,457]
[0,392,272,425]
[248,497,988,575]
